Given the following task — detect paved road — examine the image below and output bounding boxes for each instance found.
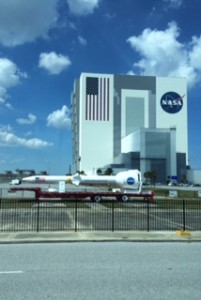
[0,242,201,300]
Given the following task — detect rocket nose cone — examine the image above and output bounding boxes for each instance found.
[22,176,33,182]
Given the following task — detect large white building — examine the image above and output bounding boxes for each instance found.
[71,73,188,182]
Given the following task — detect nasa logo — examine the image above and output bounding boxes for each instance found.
[160,92,184,114]
[127,177,135,185]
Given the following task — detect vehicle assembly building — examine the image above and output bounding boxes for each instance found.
[71,73,188,183]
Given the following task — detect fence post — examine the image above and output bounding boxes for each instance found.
[36,200,40,232]
[147,199,150,232]
[0,188,2,209]
[182,200,186,231]
[112,200,115,232]
[75,200,78,232]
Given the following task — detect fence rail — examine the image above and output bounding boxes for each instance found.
[0,198,201,232]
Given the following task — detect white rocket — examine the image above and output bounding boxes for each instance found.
[22,175,72,184]
[22,170,142,192]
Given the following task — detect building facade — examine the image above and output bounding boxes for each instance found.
[71,73,188,182]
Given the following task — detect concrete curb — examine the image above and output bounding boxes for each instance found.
[0,231,201,244]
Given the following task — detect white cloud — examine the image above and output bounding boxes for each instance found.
[0,127,52,149]
[39,52,71,75]
[5,102,13,110]
[78,36,87,46]
[67,0,100,15]
[163,0,183,9]
[47,105,71,129]
[0,124,13,132]
[127,22,201,88]
[189,36,201,71]
[25,138,52,149]
[0,58,27,89]
[24,131,33,137]
[0,0,58,47]
[16,114,37,125]
[127,70,135,76]
[104,12,116,20]
[69,22,77,30]
[0,87,6,104]
[0,87,6,98]
[0,58,27,108]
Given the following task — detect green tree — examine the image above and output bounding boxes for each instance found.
[144,171,151,185]
[150,171,157,187]
[76,170,85,175]
[96,168,102,175]
[104,168,113,175]
[144,171,157,186]
[181,174,187,183]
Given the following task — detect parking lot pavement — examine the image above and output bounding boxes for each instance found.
[0,230,201,244]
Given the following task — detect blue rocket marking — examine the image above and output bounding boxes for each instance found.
[127,177,135,185]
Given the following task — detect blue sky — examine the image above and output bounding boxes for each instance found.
[0,0,201,175]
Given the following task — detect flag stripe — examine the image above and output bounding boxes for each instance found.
[103,78,105,120]
[96,95,98,120]
[100,78,102,121]
[107,78,110,121]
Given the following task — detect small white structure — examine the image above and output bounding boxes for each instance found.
[187,170,201,185]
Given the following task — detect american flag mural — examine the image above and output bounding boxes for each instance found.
[86,76,110,121]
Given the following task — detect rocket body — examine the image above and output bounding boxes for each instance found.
[22,170,142,191]
[22,175,72,183]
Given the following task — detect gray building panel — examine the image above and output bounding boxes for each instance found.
[113,75,156,157]
[126,97,144,135]
[145,132,170,159]
[114,75,156,93]
[177,153,187,181]
[149,92,156,128]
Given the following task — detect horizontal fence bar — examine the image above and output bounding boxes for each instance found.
[0,198,201,232]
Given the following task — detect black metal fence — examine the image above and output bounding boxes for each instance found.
[0,198,201,232]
